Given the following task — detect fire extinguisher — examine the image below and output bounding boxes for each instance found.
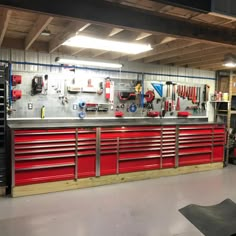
[105,78,110,100]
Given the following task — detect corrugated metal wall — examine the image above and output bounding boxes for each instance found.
[0,48,215,79]
[0,48,216,121]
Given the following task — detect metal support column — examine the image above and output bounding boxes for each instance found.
[11,130,15,188]
[96,128,101,177]
[160,126,163,169]
[225,70,233,166]
[175,125,179,168]
[116,137,120,174]
[75,128,78,180]
[211,126,214,163]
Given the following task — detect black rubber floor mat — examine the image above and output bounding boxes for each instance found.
[179,199,236,236]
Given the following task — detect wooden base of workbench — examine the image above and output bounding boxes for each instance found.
[12,162,224,197]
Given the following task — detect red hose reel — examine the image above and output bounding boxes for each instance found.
[11,75,22,86]
[12,90,22,100]
[145,90,155,103]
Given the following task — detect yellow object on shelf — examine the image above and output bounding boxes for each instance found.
[41,106,45,119]
[222,93,229,101]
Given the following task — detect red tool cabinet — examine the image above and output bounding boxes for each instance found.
[11,124,225,186]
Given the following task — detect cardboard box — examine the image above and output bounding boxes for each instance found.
[232,76,236,94]
[218,77,229,93]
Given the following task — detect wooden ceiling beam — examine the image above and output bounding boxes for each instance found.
[3,0,236,48]
[108,27,124,37]
[2,37,48,52]
[0,8,12,47]
[208,65,230,71]
[184,55,225,67]
[187,57,224,68]
[163,46,225,65]
[135,32,152,41]
[150,0,211,13]
[91,30,140,58]
[71,48,86,56]
[25,15,53,50]
[144,43,216,63]
[198,63,224,70]
[91,34,172,59]
[128,37,183,61]
[173,51,235,67]
[49,21,90,53]
[91,27,126,58]
[70,25,118,57]
[110,53,126,60]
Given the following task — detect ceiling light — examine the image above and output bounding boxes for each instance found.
[62,35,152,54]
[55,57,123,69]
[223,62,236,68]
[223,54,236,68]
[41,30,51,36]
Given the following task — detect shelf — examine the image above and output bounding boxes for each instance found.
[217,110,228,112]
[210,101,229,103]
[216,114,228,117]
[230,111,236,114]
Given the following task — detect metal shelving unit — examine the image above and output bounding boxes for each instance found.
[214,70,236,165]
[0,65,7,189]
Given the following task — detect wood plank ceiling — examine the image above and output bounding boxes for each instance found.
[0,1,236,71]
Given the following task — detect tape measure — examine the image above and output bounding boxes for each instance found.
[78,111,86,119]
[79,101,86,109]
[129,103,137,113]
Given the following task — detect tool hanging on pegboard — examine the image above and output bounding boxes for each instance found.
[166,81,172,97]
[31,76,43,95]
[105,78,111,100]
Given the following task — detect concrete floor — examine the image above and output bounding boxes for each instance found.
[1,166,236,236]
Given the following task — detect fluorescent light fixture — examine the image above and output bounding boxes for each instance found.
[223,62,236,68]
[55,57,123,69]
[41,30,51,36]
[62,35,152,54]
[223,54,236,68]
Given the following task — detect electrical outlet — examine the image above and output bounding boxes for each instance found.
[28,103,33,110]
[73,104,78,110]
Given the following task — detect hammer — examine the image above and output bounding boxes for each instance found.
[166,81,172,97]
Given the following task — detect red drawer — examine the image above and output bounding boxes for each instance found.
[15,167,74,185]
[14,129,76,135]
[213,146,224,162]
[119,158,160,173]
[162,157,175,168]
[179,153,211,166]
[15,157,75,170]
[100,154,117,176]
[15,151,75,161]
[78,156,96,178]
[120,150,161,160]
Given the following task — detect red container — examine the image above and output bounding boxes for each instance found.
[177,111,190,117]
[12,75,22,85]
[12,90,22,100]
[147,111,160,117]
[115,111,124,117]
